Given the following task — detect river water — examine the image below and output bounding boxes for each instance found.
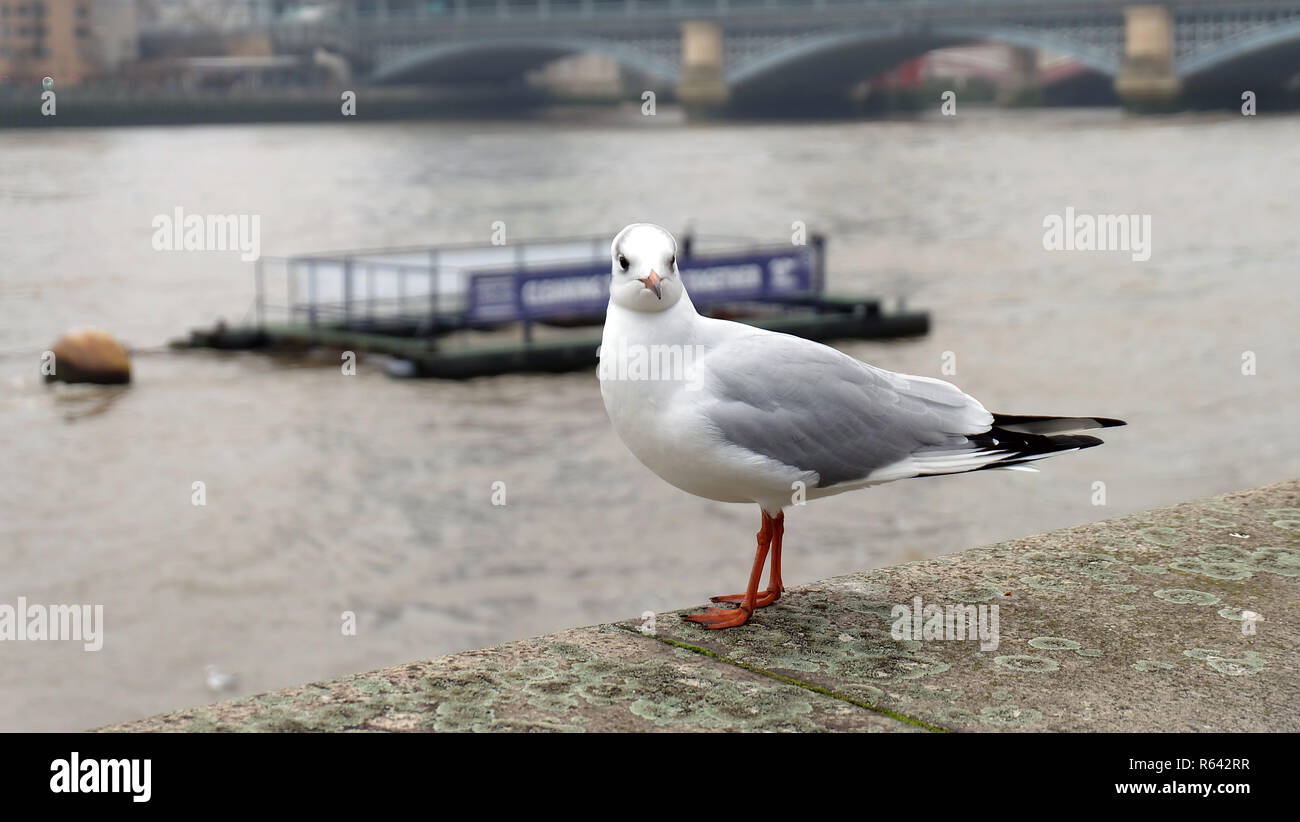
[1,108,1297,730]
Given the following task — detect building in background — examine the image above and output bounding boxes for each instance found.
[92,0,139,74]
[0,0,138,85]
[0,0,93,84]
[136,0,334,32]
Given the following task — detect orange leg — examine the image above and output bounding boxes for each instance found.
[710,510,785,609]
[770,511,786,595]
[683,509,778,629]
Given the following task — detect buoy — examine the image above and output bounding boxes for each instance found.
[45,328,131,385]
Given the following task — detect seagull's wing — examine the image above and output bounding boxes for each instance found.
[692,331,1000,488]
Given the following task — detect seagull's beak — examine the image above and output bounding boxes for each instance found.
[639,270,662,299]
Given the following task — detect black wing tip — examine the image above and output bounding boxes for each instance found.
[991,413,1126,432]
[1084,416,1127,429]
[1057,433,1105,450]
[965,431,1105,472]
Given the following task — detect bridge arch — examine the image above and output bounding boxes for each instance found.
[726,25,1121,104]
[369,37,680,85]
[1177,19,1300,83]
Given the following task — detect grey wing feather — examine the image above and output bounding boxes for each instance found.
[696,332,992,487]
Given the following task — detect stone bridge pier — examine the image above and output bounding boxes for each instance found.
[997,46,1042,106]
[1114,5,1181,108]
[675,21,729,109]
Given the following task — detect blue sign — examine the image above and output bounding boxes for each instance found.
[466,246,818,323]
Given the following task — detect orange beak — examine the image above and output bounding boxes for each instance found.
[639,270,662,299]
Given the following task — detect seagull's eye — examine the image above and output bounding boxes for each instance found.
[669,254,675,267]
[618,255,629,271]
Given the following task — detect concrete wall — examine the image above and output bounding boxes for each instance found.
[102,478,1300,733]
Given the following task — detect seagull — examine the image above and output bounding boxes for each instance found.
[599,223,1125,629]
[204,664,239,694]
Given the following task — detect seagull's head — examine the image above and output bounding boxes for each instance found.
[609,223,684,312]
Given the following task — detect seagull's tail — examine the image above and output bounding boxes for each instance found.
[988,413,1127,435]
[974,413,1125,472]
[910,414,1125,477]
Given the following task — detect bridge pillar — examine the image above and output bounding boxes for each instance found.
[1114,5,1182,109]
[997,46,1041,106]
[675,21,729,110]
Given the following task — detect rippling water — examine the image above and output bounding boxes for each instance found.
[1,109,1297,730]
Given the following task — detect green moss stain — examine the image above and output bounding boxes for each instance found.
[994,655,1060,673]
[1264,508,1300,531]
[1103,583,1140,594]
[629,697,686,727]
[1131,564,1169,574]
[980,705,1044,726]
[907,684,964,702]
[1153,588,1221,606]
[1029,636,1082,651]
[1199,517,1237,528]
[948,582,1002,602]
[1138,526,1181,547]
[1248,547,1300,577]
[1131,659,1174,673]
[1021,551,1126,583]
[1217,607,1261,623]
[1183,649,1267,677]
[982,568,1019,583]
[1021,574,1079,592]
[935,706,976,726]
[1167,556,1254,580]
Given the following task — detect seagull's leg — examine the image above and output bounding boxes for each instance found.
[682,511,772,628]
[710,510,785,607]
[769,511,786,596]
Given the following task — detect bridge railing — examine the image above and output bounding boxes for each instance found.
[145,0,1131,39]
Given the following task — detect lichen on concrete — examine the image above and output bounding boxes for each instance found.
[100,624,914,733]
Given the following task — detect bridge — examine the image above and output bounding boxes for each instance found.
[244,1,1300,109]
